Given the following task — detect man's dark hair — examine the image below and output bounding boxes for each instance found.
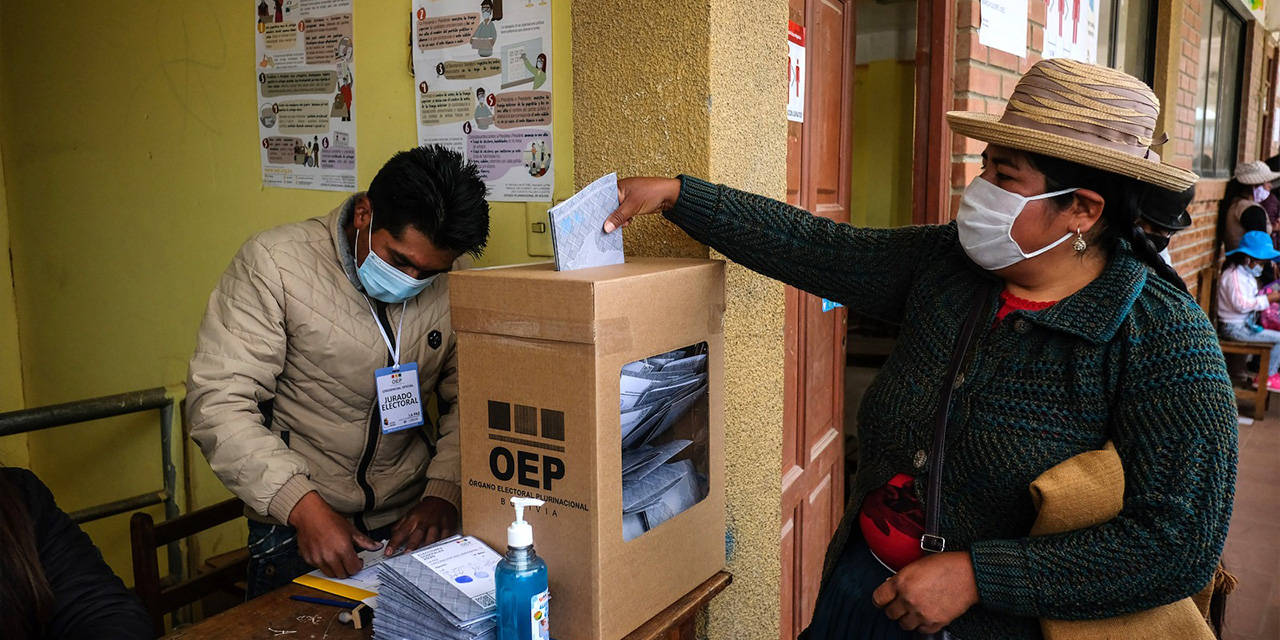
[367,145,490,257]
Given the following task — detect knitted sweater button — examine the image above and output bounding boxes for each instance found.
[1014,319,1031,334]
[954,372,966,387]
[913,449,928,469]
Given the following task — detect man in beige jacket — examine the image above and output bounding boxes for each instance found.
[187,146,488,598]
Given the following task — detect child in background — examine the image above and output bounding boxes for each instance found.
[1218,230,1280,390]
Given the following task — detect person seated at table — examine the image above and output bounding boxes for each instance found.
[0,466,152,640]
[187,145,489,598]
[1217,230,1280,391]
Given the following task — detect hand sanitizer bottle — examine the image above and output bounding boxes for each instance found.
[496,497,550,640]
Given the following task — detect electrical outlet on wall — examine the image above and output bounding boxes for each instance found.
[525,201,556,257]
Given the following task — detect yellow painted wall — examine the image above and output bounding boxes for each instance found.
[850,60,915,229]
[574,0,788,638]
[0,0,573,585]
[0,114,28,466]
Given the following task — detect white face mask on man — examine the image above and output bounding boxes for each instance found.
[956,177,1080,271]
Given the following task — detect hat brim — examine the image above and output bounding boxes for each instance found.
[947,111,1198,192]
[1142,209,1192,231]
[1226,246,1280,260]
[1238,170,1280,186]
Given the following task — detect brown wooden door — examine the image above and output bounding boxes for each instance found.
[780,0,854,637]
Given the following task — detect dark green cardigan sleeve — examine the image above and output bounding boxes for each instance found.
[969,300,1238,619]
[665,176,954,324]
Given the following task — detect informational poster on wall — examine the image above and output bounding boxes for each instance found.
[254,0,358,192]
[411,0,554,202]
[787,21,805,123]
[979,0,1028,58]
[1043,0,1098,64]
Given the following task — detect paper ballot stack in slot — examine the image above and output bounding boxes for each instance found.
[451,258,726,640]
[373,536,502,640]
[619,348,710,541]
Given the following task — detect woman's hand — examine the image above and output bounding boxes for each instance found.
[602,177,682,234]
[872,551,980,634]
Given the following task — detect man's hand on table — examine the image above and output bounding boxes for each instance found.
[288,491,381,579]
[385,496,459,556]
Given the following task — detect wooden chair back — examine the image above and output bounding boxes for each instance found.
[130,498,248,637]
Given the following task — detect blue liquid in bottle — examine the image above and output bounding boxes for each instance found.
[496,497,549,640]
[496,546,549,640]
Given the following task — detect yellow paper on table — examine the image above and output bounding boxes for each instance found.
[292,545,386,605]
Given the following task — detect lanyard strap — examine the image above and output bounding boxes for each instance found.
[364,298,406,369]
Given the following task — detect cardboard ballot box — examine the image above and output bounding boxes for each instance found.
[450,258,726,640]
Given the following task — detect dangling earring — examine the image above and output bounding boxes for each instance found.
[1072,228,1087,252]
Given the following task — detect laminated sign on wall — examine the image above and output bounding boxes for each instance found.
[254,0,358,191]
[412,0,554,202]
[787,21,805,123]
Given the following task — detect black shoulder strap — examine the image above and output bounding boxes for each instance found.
[921,284,994,554]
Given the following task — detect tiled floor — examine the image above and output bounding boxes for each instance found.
[1223,394,1280,640]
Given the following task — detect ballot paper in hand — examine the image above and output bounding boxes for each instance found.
[548,172,624,271]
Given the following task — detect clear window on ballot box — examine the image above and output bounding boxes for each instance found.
[619,342,710,542]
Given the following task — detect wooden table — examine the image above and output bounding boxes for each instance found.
[162,571,732,640]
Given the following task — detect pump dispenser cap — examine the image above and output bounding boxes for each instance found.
[508,497,544,548]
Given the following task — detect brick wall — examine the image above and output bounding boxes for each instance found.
[1239,21,1267,165]
[948,0,1047,219]
[1169,7,1272,297]
[1170,0,1214,295]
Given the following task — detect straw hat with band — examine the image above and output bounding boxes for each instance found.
[948,58,1197,192]
[1233,160,1280,186]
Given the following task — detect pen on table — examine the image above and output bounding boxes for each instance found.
[289,595,358,609]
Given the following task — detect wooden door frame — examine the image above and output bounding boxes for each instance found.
[793,0,857,213]
[911,0,956,226]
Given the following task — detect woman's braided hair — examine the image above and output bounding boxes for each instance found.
[1026,152,1190,294]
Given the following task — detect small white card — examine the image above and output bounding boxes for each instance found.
[375,362,424,433]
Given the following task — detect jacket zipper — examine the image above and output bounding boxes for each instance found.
[355,300,395,532]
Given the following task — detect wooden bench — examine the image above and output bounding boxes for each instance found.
[1197,266,1272,421]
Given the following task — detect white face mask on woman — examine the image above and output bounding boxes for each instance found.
[1254,185,1272,203]
[956,177,1080,271]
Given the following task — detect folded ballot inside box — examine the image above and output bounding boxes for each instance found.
[451,258,726,640]
[374,535,502,640]
[619,346,710,541]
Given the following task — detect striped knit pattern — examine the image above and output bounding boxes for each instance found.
[667,176,1238,640]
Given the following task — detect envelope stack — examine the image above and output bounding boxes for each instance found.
[619,347,710,541]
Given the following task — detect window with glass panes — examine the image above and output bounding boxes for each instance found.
[1097,0,1156,84]
[1192,0,1246,179]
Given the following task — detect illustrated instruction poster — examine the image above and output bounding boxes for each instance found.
[255,0,358,192]
[1043,0,1098,64]
[412,0,554,202]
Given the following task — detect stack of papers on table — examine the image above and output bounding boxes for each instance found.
[374,535,502,640]
[620,348,709,541]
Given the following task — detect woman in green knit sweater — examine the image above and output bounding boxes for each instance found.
[603,60,1237,639]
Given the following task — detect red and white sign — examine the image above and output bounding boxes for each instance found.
[787,21,805,123]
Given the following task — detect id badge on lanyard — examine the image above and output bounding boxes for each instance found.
[366,298,424,434]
